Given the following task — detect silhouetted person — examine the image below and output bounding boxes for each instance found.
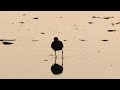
[51,37,64,64]
[51,37,63,51]
[51,37,64,75]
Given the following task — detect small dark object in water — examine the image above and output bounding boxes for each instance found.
[51,64,63,75]
[101,40,109,42]
[18,22,24,24]
[103,17,110,19]
[41,32,45,34]
[81,39,86,41]
[0,39,15,41]
[116,22,120,24]
[3,42,13,45]
[103,17,114,19]
[107,30,116,32]
[92,16,100,18]
[32,40,39,42]
[44,60,48,61]
[64,40,67,41]
[23,14,26,16]
[33,17,39,19]
[88,22,93,24]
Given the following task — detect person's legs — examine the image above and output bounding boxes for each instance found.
[55,51,57,64]
[62,50,63,66]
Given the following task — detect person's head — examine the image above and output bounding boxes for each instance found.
[54,37,58,41]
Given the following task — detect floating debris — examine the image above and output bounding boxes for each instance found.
[49,54,54,56]
[32,40,39,42]
[59,16,63,18]
[18,22,24,24]
[111,23,114,26]
[56,16,63,18]
[116,22,120,24]
[33,17,39,19]
[75,28,78,30]
[22,14,26,16]
[41,32,45,34]
[80,39,86,41]
[92,16,101,18]
[88,22,93,24]
[98,51,101,52]
[101,40,109,42]
[73,28,78,30]
[44,60,48,61]
[0,39,16,41]
[107,30,116,32]
[103,16,114,19]
[64,40,67,41]
[2,42,14,45]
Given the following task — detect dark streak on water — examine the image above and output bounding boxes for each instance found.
[32,40,39,42]
[92,16,101,18]
[116,22,120,24]
[0,39,16,41]
[33,17,39,19]
[80,39,86,41]
[92,16,114,19]
[101,40,109,41]
[18,22,24,24]
[107,30,116,32]
[103,17,114,19]
[2,42,14,45]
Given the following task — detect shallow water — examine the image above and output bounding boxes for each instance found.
[0,11,120,79]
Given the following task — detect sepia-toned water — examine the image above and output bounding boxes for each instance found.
[0,11,120,79]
